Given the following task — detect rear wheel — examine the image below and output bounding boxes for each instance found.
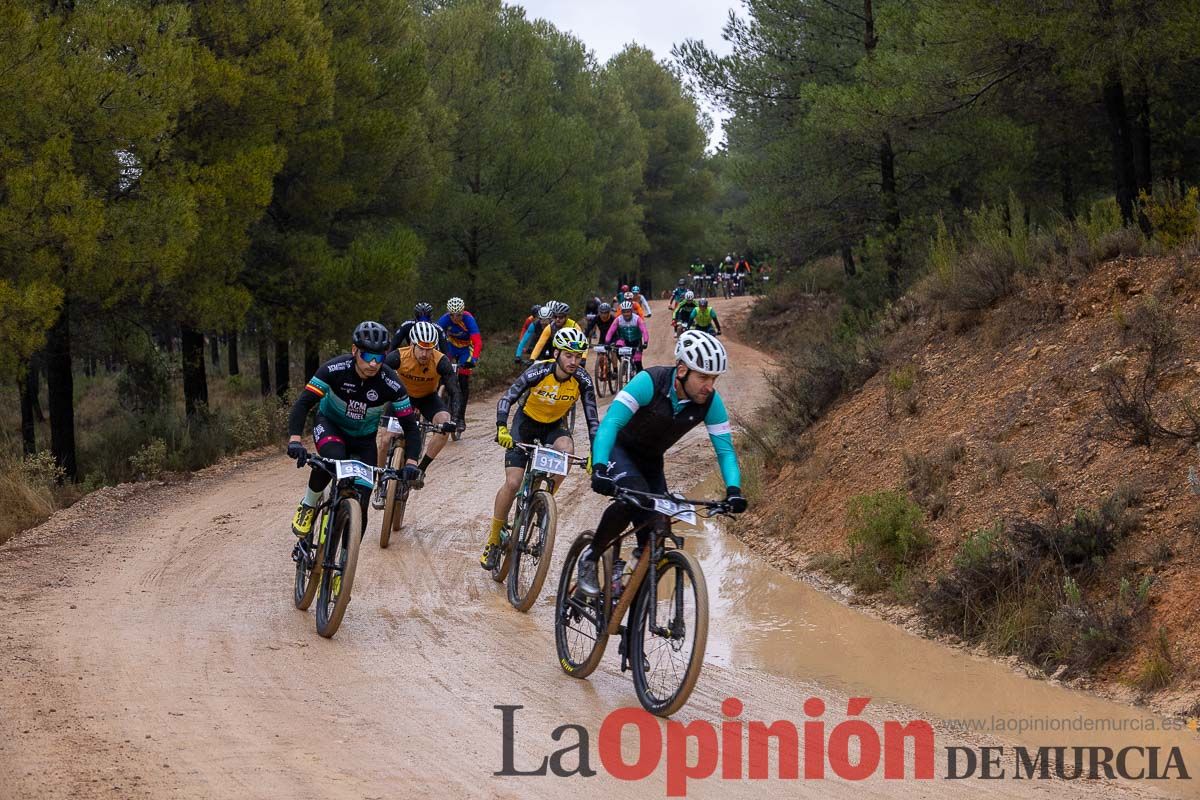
[507,490,557,612]
[618,358,631,391]
[379,445,407,548]
[554,533,613,679]
[629,549,708,716]
[490,522,513,583]
[316,496,362,638]
[293,504,328,610]
[595,357,608,398]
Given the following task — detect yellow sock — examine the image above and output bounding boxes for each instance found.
[486,517,505,546]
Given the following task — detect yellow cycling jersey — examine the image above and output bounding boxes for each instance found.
[532,319,586,361]
[394,346,447,399]
[496,360,599,436]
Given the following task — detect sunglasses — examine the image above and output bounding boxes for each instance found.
[359,350,385,365]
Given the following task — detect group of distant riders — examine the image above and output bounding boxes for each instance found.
[283,267,748,647]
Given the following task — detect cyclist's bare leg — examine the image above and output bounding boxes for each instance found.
[549,434,574,494]
[492,466,526,521]
[426,409,452,459]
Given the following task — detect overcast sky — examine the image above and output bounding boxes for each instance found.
[514,0,738,149]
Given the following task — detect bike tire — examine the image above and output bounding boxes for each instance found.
[293,505,328,611]
[605,357,618,396]
[379,446,405,548]
[554,532,613,679]
[618,359,631,391]
[629,549,709,717]
[507,490,557,612]
[490,524,513,583]
[595,361,608,398]
[316,497,362,638]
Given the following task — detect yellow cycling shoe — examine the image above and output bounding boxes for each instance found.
[291,504,316,538]
[479,527,504,570]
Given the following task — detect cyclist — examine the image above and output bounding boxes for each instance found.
[437,297,482,432]
[585,302,617,343]
[517,304,542,344]
[531,301,585,362]
[672,290,698,337]
[481,327,599,570]
[630,285,652,318]
[668,278,687,311]
[286,321,423,539]
[583,295,603,338]
[576,330,748,596]
[688,297,722,335]
[374,321,461,506]
[605,300,649,374]
[689,258,705,290]
[612,284,631,307]
[733,255,752,295]
[393,302,447,352]
[515,304,552,363]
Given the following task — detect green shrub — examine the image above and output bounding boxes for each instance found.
[129,438,168,480]
[1139,180,1200,247]
[846,490,929,566]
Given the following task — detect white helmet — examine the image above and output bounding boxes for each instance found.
[552,326,588,354]
[675,330,728,375]
[684,290,695,301]
[619,300,634,312]
[411,320,440,348]
[725,255,733,264]
[537,305,552,321]
[447,297,465,314]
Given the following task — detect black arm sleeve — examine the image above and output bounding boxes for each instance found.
[437,355,461,409]
[397,409,421,462]
[287,389,320,437]
[577,371,600,442]
[496,363,546,427]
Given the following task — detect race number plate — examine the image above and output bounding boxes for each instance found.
[653,497,697,525]
[386,417,406,434]
[531,447,569,477]
[593,345,606,354]
[335,459,375,483]
[618,346,633,357]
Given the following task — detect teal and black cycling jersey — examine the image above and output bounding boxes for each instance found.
[288,354,416,439]
[592,366,740,488]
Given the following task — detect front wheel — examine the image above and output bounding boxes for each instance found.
[629,549,708,717]
[379,445,407,547]
[554,532,613,679]
[293,505,328,610]
[618,358,631,391]
[507,490,557,612]
[316,496,363,638]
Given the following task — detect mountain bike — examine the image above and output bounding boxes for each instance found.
[612,341,636,390]
[592,344,617,398]
[378,417,454,547]
[489,442,588,612]
[292,455,400,638]
[438,362,463,441]
[553,487,732,716]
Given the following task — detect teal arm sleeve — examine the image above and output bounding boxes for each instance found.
[515,324,536,357]
[704,392,741,488]
[592,369,654,464]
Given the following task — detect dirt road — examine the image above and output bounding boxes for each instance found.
[0,298,1185,798]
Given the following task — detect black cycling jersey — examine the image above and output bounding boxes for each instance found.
[586,313,618,342]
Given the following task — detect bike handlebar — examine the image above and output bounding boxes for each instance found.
[612,486,733,518]
[512,442,589,465]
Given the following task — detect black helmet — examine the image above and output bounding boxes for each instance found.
[414,301,434,318]
[352,321,390,353]
[530,304,541,317]
[598,302,612,313]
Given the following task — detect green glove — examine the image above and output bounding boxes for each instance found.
[496,425,514,449]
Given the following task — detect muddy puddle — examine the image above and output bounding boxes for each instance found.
[680,474,1200,795]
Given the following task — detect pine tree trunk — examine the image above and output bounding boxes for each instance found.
[258,331,271,397]
[210,335,220,370]
[880,132,902,291]
[29,355,45,422]
[18,370,35,455]
[841,243,857,277]
[181,325,209,417]
[304,338,319,381]
[228,331,240,376]
[46,302,77,480]
[274,339,289,401]
[1101,69,1138,224]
